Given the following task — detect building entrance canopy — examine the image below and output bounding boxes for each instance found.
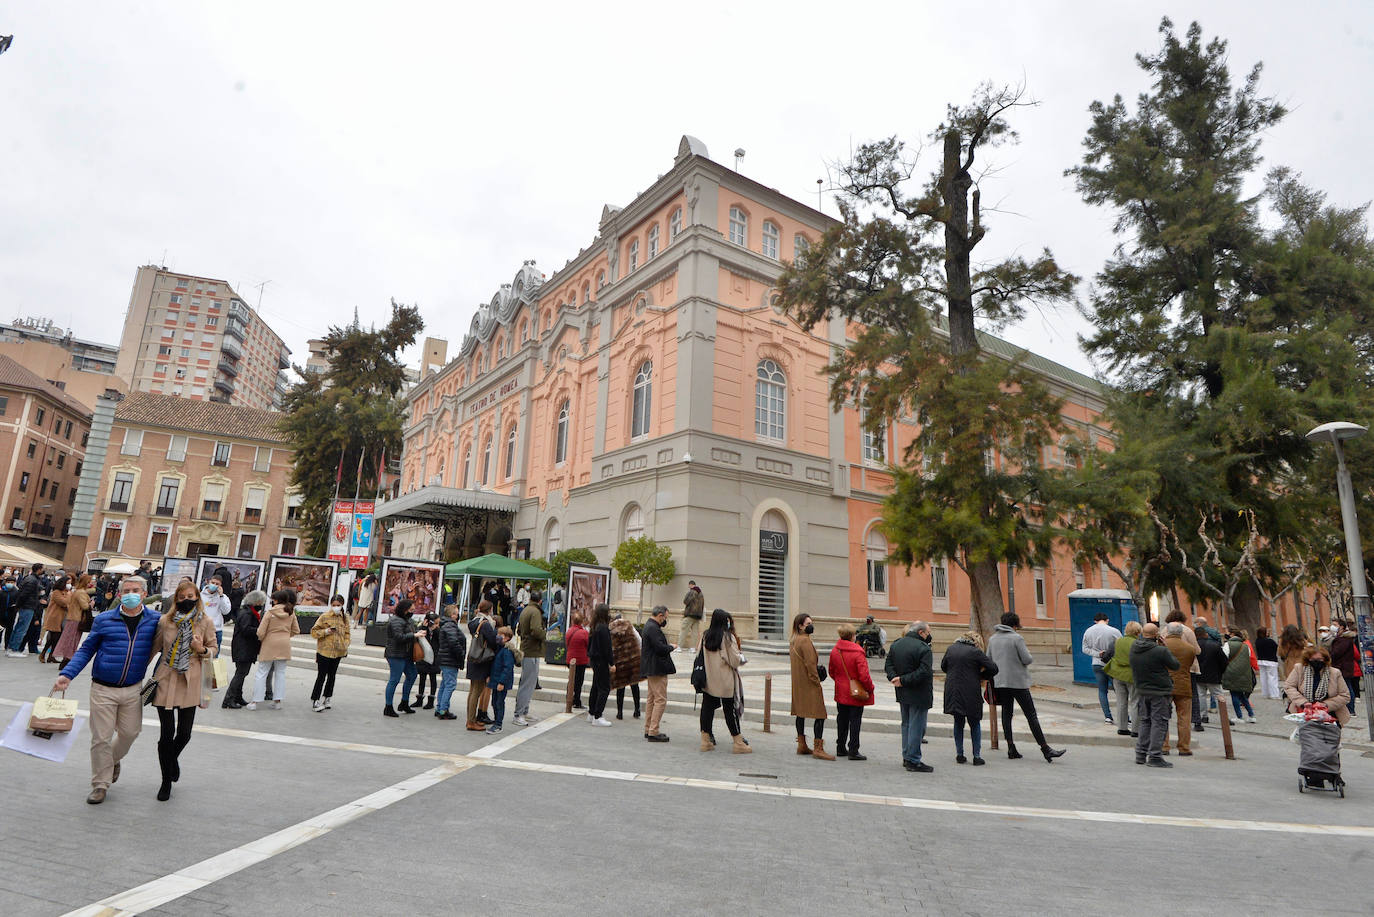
[374,485,519,526]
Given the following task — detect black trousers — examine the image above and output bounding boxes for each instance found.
[414,669,437,700]
[795,716,824,740]
[156,706,196,782]
[835,704,864,752]
[227,661,252,705]
[588,663,611,718]
[700,694,740,737]
[616,683,640,715]
[571,664,586,706]
[311,654,341,701]
[995,687,1047,748]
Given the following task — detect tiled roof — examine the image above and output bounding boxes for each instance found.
[114,391,289,444]
[0,353,93,418]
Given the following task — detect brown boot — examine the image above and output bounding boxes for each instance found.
[796,736,812,755]
[700,731,714,752]
[731,734,753,755]
[811,738,836,761]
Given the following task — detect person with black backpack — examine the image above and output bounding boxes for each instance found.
[434,602,466,720]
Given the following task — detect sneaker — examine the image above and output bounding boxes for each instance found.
[586,713,595,723]
[1247,716,1256,724]
[1104,718,1114,725]
[906,762,934,773]
[485,724,503,734]
[312,700,324,712]
[1116,728,1132,736]
[323,697,332,710]
[592,717,613,727]
[245,702,258,710]
[5,650,25,658]
[271,700,282,710]
[513,715,529,726]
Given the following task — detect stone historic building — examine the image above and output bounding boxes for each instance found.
[383,136,1123,638]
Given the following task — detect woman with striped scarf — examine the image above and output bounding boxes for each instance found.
[150,580,217,801]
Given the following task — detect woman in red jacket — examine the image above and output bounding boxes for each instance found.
[565,612,590,710]
[828,622,875,761]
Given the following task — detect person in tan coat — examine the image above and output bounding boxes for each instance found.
[38,576,71,663]
[150,580,217,801]
[250,589,300,710]
[310,595,351,712]
[700,609,750,754]
[53,574,93,663]
[1283,645,1352,727]
[789,613,834,760]
[1161,622,1197,756]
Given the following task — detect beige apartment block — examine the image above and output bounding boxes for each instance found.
[114,266,291,412]
[0,355,92,551]
[88,392,299,565]
[0,317,123,412]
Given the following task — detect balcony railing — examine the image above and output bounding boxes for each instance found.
[154,504,176,517]
[224,317,247,341]
[242,509,263,525]
[218,357,239,378]
[199,505,221,521]
[220,336,242,359]
[214,376,235,395]
[29,523,55,537]
[107,500,130,513]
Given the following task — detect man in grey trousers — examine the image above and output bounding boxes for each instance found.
[1129,622,1180,768]
[513,591,545,726]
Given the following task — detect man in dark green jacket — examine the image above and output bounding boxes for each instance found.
[1129,623,1180,768]
[885,621,934,773]
[513,592,546,726]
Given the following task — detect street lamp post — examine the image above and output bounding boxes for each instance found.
[1306,422,1373,740]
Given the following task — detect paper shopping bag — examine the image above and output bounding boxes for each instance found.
[211,657,229,690]
[29,694,78,734]
[3,704,85,762]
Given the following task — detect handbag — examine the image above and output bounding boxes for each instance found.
[29,692,77,735]
[141,653,161,706]
[411,637,424,664]
[690,648,707,693]
[467,621,495,666]
[844,653,869,701]
[817,664,827,682]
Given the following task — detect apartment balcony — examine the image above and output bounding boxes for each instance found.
[107,500,130,513]
[154,504,177,518]
[220,336,242,359]
[277,350,290,370]
[224,317,247,341]
[241,508,264,526]
[218,356,239,378]
[213,376,235,395]
[228,300,250,322]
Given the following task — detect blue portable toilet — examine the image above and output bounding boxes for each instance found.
[1068,589,1140,685]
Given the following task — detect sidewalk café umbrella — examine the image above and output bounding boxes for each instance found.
[443,553,551,615]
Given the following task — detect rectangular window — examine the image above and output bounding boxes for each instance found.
[280,536,298,555]
[236,532,257,558]
[74,460,82,478]
[158,345,172,356]
[169,294,182,304]
[9,507,21,529]
[68,487,77,507]
[285,494,302,524]
[26,441,35,459]
[109,473,133,510]
[38,478,48,498]
[56,453,65,470]
[121,428,143,456]
[167,435,188,461]
[35,407,45,425]
[1074,568,1085,591]
[931,560,948,601]
[156,477,179,516]
[866,558,887,597]
[63,420,72,439]
[147,525,170,556]
[0,395,7,415]
[205,316,218,327]
[18,472,29,492]
[1034,568,1048,618]
[253,447,272,472]
[244,487,265,523]
[212,442,231,466]
[201,482,224,519]
[100,522,123,553]
[46,446,55,465]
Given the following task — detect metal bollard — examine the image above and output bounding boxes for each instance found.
[763,673,772,733]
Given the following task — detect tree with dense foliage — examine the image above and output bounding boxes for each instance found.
[279,302,423,555]
[611,536,676,622]
[545,548,599,590]
[777,85,1078,638]
[1066,18,1374,632]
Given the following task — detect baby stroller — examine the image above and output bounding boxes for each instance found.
[1296,718,1345,797]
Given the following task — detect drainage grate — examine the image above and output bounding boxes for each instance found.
[739,773,778,779]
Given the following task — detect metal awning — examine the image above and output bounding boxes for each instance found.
[373,485,519,526]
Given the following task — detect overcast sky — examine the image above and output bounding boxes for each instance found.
[3,2,1371,379]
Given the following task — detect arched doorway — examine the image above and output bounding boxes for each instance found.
[757,509,789,637]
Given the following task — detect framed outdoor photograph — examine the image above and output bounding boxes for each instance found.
[193,556,266,598]
[377,557,445,622]
[161,556,198,591]
[266,555,340,614]
[567,562,612,627]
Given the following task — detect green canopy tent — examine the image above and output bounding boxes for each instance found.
[444,553,551,615]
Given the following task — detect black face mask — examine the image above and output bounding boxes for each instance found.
[1309,659,1326,672]
[803,623,815,635]
[175,598,197,613]
[919,633,933,645]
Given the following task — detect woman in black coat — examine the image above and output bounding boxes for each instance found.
[465,600,501,730]
[223,589,267,709]
[383,599,418,718]
[586,602,614,726]
[411,612,441,710]
[941,631,999,765]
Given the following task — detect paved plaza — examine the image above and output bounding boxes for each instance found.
[1,649,1371,917]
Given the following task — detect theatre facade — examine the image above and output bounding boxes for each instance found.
[382,136,1114,638]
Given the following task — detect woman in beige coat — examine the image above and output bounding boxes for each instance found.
[150,580,217,801]
[1282,645,1351,727]
[38,576,71,663]
[53,574,93,664]
[250,588,300,710]
[789,613,834,760]
[700,609,750,754]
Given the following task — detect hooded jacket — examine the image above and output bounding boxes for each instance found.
[1129,637,1179,697]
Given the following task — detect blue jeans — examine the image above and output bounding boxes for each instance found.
[7,607,34,651]
[215,630,223,656]
[953,714,981,758]
[385,657,417,707]
[1094,666,1113,720]
[437,666,460,714]
[490,685,507,726]
[1230,691,1254,718]
[899,702,929,765]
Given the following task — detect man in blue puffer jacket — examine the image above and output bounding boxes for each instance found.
[55,575,162,805]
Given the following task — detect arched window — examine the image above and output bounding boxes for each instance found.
[481,434,493,484]
[545,518,561,561]
[728,206,748,246]
[761,221,780,259]
[861,392,885,463]
[504,426,517,480]
[581,282,591,304]
[631,360,652,439]
[866,527,888,605]
[597,269,606,289]
[542,310,552,333]
[518,319,528,342]
[670,207,682,240]
[755,359,786,441]
[620,504,645,600]
[460,446,472,488]
[628,238,639,272]
[793,234,810,263]
[554,399,569,465]
[647,224,660,259]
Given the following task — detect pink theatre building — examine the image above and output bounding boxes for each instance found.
[383,136,1113,640]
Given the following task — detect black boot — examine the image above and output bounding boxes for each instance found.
[156,743,174,801]
[1007,743,1023,760]
[423,695,435,710]
[398,700,414,714]
[1041,745,1066,762]
[384,705,399,718]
